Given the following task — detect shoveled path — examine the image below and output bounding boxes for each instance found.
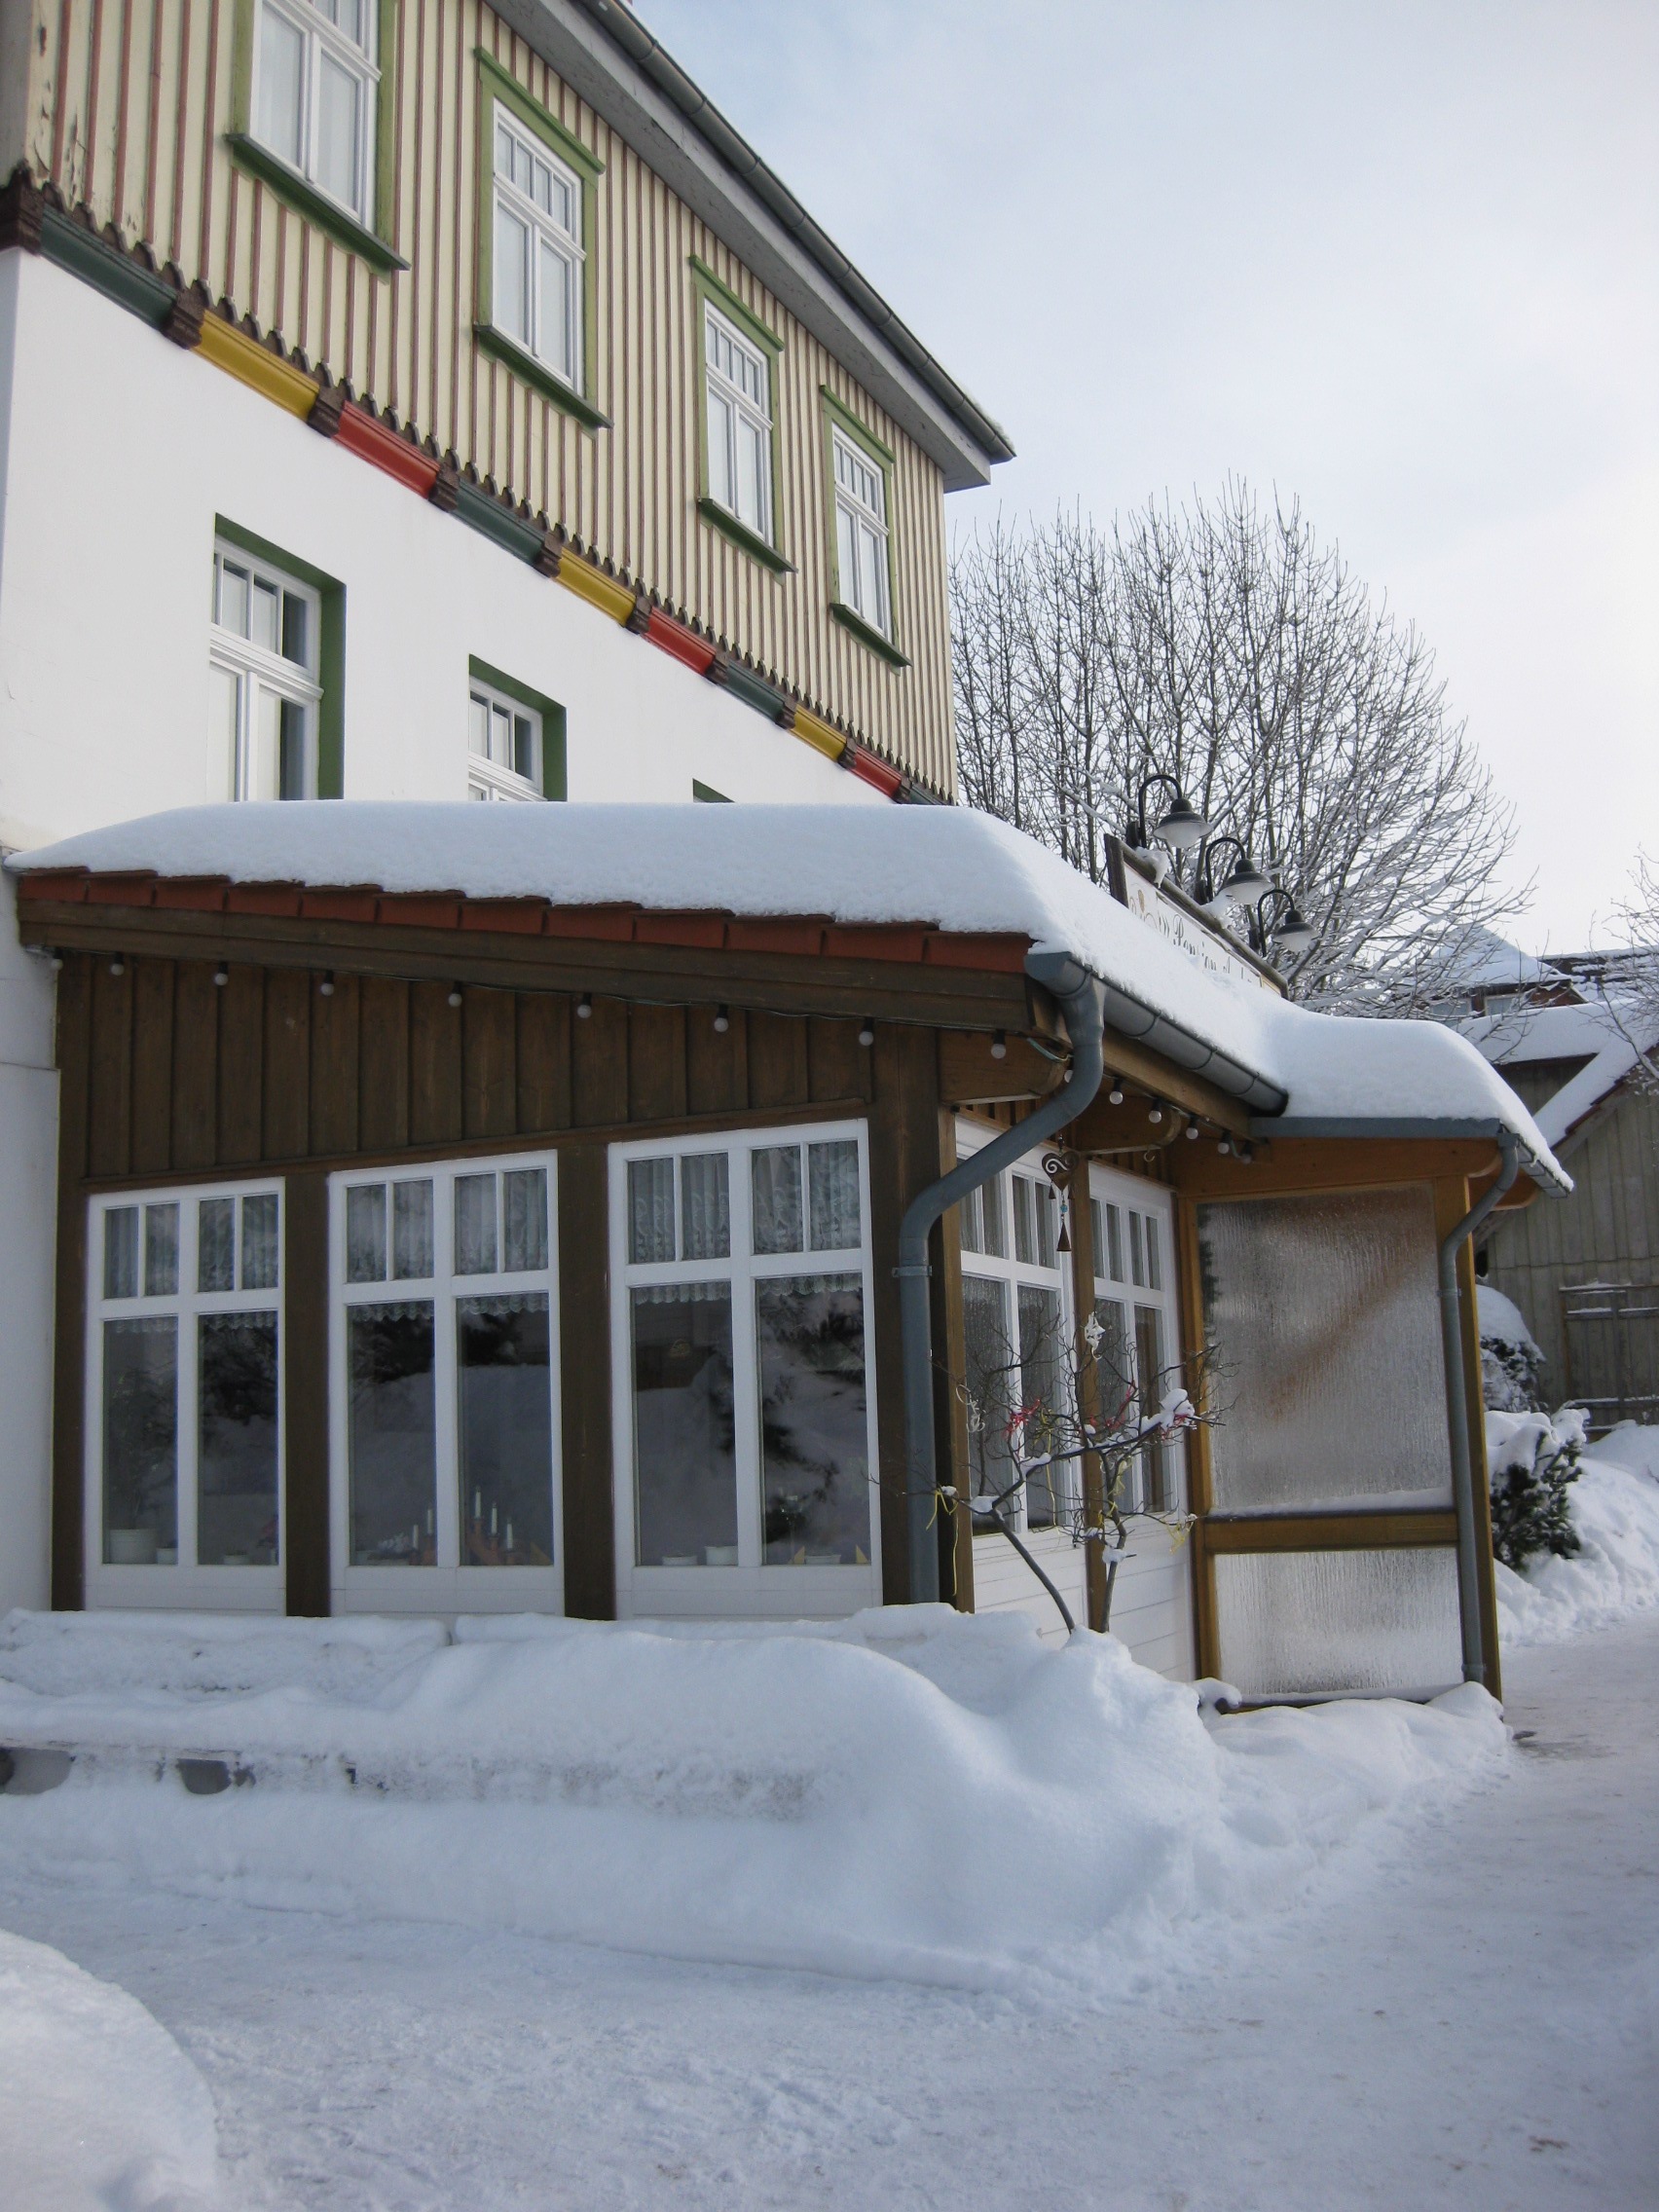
[3,1616,1655,2210]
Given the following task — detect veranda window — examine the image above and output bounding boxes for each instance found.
[1090,1164,1183,1516]
[703,303,773,541]
[253,0,379,224]
[331,1155,560,1608]
[610,1121,878,1613]
[88,1183,282,1597]
[492,101,584,391]
[210,541,322,801]
[957,1139,1073,1531]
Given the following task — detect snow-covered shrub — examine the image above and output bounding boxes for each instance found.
[1477,1283,1546,1413]
[1487,1408,1585,1571]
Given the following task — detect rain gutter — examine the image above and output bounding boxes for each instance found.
[1094,975,1287,1114]
[896,950,1106,1604]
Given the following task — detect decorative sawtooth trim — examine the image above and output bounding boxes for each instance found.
[709,652,790,723]
[843,744,904,798]
[7,162,952,808]
[556,552,640,624]
[790,706,848,764]
[13,870,1036,974]
[312,387,442,497]
[194,311,321,420]
[224,883,306,916]
[459,898,550,935]
[152,877,232,911]
[637,606,718,676]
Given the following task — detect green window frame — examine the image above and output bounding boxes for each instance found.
[473,50,608,433]
[228,0,407,275]
[689,256,792,575]
[819,387,907,669]
[214,518,347,798]
[468,657,568,801]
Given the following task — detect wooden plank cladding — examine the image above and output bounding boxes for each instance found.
[55,950,879,1181]
[20,0,961,791]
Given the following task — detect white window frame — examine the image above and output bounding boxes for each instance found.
[608,1118,880,1621]
[210,540,323,803]
[250,0,380,227]
[1088,1161,1185,1518]
[830,424,892,639]
[954,1126,1074,1536]
[328,1151,563,1615]
[467,676,544,803]
[703,301,774,542]
[85,1180,285,1613]
[491,98,584,392]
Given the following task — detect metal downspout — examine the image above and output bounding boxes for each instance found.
[1439,1131,1520,1683]
[897,953,1107,1603]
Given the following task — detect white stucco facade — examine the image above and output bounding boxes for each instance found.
[0,248,886,1609]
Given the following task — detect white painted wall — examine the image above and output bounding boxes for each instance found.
[0,252,882,851]
[0,250,889,1613]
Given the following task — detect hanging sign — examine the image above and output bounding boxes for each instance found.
[1106,840,1284,997]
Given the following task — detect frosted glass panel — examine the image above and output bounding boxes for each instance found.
[1213,1548,1461,1697]
[1198,1188,1453,1513]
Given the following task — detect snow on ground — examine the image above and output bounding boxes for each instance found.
[3,1617,1654,2211]
[0,1925,221,2211]
[0,1605,1505,2000]
[1495,1425,1659,1648]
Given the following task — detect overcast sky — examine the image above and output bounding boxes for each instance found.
[643,0,1657,954]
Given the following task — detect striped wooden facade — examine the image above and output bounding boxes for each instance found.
[1483,1084,1659,1427]
[16,0,959,788]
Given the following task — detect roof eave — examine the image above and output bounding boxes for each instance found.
[494,0,1013,490]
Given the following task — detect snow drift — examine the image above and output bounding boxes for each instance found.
[0,1928,221,2211]
[0,1606,1504,1999]
[1496,1426,1659,1648]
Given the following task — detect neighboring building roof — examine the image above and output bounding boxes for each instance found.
[1441,926,1557,996]
[9,803,1566,1182]
[1460,986,1658,1153]
[515,0,1014,490]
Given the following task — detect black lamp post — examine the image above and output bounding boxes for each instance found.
[1124,772,1207,855]
[1194,835,1272,909]
[1248,888,1317,961]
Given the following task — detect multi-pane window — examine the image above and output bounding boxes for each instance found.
[1090,1168,1181,1515]
[612,1123,877,1600]
[333,1157,559,1593]
[89,1184,282,1581]
[703,304,773,541]
[210,542,321,802]
[830,427,892,639]
[467,678,542,802]
[492,102,583,390]
[254,0,379,224]
[958,1145,1072,1531]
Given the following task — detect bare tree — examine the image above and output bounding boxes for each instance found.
[951,484,1523,1014]
[1567,853,1659,1094]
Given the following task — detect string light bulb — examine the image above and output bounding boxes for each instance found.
[576,992,593,1019]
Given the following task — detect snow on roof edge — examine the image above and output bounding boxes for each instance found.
[9,802,1566,1182]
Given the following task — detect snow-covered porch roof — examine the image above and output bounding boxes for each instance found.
[8,802,1567,1187]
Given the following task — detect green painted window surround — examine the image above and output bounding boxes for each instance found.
[473,49,608,433]
[819,385,908,670]
[216,517,347,798]
[689,255,793,576]
[469,656,568,800]
[228,0,406,275]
